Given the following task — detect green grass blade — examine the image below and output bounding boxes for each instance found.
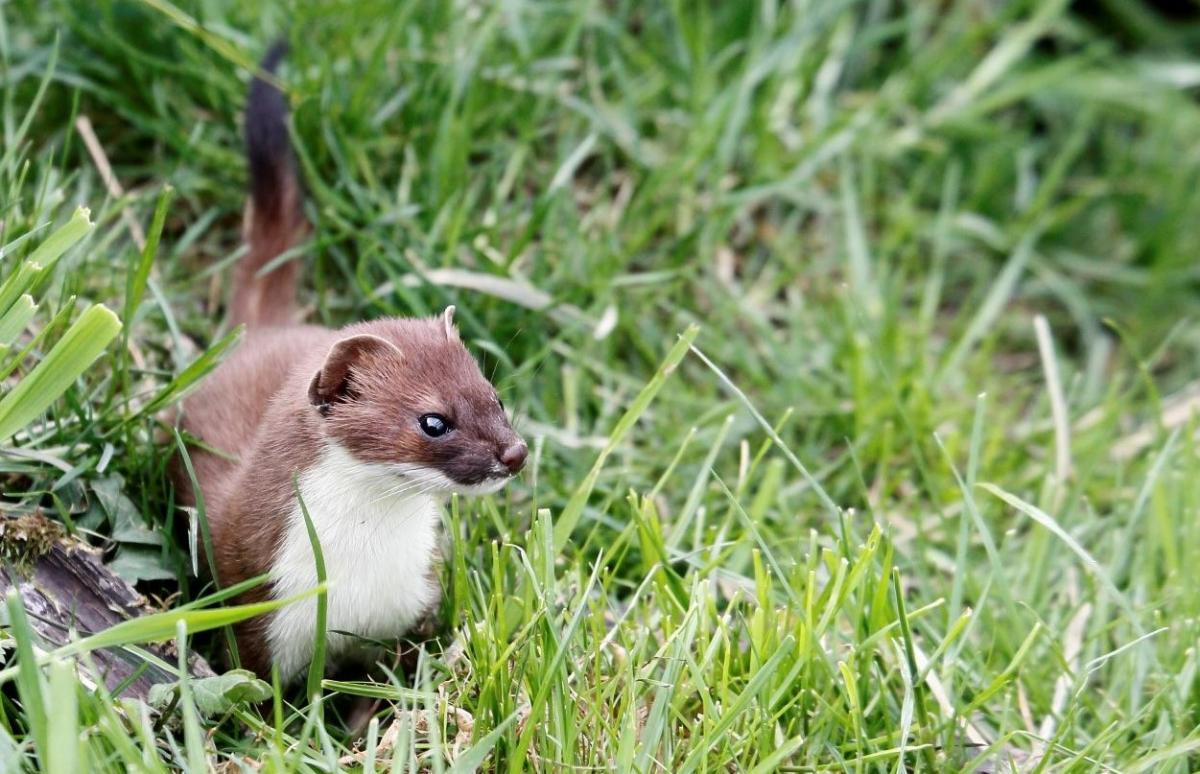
[507,555,604,771]
[124,184,173,329]
[1126,735,1200,773]
[4,591,48,768]
[134,325,243,417]
[0,263,46,321]
[0,294,35,347]
[295,478,329,701]
[0,34,57,174]
[941,230,1037,377]
[0,303,121,441]
[175,621,208,773]
[676,635,796,774]
[0,585,325,686]
[553,325,699,551]
[690,342,841,517]
[25,206,93,279]
[978,482,1143,633]
[45,659,80,774]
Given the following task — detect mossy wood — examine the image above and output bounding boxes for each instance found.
[0,514,215,698]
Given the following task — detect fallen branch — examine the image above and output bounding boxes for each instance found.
[0,512,215,698]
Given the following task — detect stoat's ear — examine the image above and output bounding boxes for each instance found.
[441,305,459,342]
[308,334,403,412]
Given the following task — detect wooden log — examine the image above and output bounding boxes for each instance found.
[0,513,215,698]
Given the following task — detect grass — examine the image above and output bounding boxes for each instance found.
[2,0,1200,769]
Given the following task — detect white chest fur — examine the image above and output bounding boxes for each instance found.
[266,443,442,682]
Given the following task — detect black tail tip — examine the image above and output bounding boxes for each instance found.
[245,39,295,216]
[259,39,289,75]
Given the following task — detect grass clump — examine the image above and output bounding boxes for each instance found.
[1,0,1200,770]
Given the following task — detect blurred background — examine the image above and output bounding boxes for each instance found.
[2,0,1200,770]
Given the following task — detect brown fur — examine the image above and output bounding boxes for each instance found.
[229,40,306,328]
[172,45,525,678]
[229,191,307,327]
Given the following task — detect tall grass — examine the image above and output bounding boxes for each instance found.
[2,0,1200,770]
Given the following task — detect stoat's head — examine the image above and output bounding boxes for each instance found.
[307,306,526,495]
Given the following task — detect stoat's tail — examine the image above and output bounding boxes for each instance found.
[231,41,306,328]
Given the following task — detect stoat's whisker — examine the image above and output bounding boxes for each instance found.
[363,471,443,506]
[365,482,429,506]
[367,480,447,542]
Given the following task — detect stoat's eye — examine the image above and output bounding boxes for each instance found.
[418,414,451,437]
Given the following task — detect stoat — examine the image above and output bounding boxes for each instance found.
[173,42,526,682]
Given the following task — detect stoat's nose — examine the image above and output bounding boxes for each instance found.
[499,442,528,474]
